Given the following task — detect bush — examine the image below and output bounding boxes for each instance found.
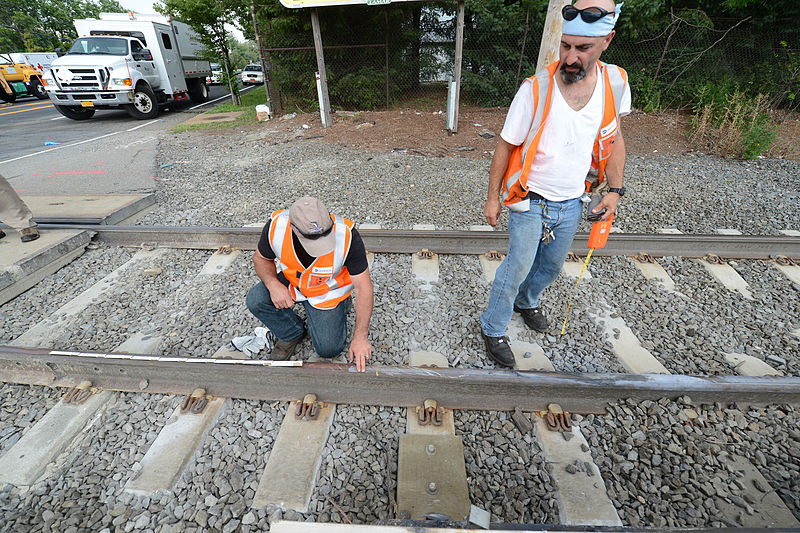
[690,84,778,160]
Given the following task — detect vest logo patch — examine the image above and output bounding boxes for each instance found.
[600,118,617,138]
[311,266,333,275]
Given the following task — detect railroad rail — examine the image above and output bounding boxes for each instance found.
[38,224,800,259]
[2,346,800,412]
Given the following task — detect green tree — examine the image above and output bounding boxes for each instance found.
[155,0,242,103]
[1,0,123,53]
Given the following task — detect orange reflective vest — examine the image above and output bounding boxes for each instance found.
[268,210,354,310]
[502,60,628,212]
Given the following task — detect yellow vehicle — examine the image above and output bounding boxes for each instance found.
[0,54,48,102]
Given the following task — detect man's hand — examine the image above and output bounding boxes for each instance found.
[267,281,295,309]
[592,192,620,221]
[348,335,372,372]
[485,197,502,227]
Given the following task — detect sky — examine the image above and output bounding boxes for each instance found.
[117,0,245,40]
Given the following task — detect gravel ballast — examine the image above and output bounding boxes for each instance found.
[0,121,798,531]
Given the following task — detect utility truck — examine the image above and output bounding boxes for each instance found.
[0,54,48,101]
[42,12,211,120]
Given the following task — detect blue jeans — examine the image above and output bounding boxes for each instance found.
[481,196,583,337]
[246,281,350,358]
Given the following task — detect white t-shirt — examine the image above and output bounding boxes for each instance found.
[500,65,631,201]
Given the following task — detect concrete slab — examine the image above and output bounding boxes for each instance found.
[724,352,782,377]
[469,225,494,232]
[591,306,669,374]
[198,250,241,276]
[773,262,800,285]
[714,228,743,235]
[695,260,753,300]
[181,111,244,125]
[478,253,502,283]
[124,344,242,496]
[125,397,227,496]
[632,258,678,294]
[715,455,800,527]
[412,224,436,231]
[0,230,89,305]
[358,223,382,230]
[506,315,553,371]
[412,253,439,284]
[252,401,336,512]
[397,434,470,522]
[535,419,622,526]
[0,333,162,486]
[408,351,448,368]
[11,249,166,347]
[561,260,592,280]
[779,229,800,237]
[657,228,684,234]
[24,193,155,225]
[0,390,111,486]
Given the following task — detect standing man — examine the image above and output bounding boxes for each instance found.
[0,173,40,243]
[480,0,630,367]
[246,196,374,371]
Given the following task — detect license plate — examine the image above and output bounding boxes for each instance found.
[81,101,94,107]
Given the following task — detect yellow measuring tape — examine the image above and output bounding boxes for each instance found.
[560,248,594,335]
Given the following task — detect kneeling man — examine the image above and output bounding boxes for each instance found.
[246,196,373,371]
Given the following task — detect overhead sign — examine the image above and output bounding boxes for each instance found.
[280,0,421,8]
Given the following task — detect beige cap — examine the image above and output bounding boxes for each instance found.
[288,196,335,257]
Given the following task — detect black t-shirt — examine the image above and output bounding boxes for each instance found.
[257,219,368,286]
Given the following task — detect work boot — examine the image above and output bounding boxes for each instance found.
[514,305,548,333]
[480,331,515,368]
[270,336,303,361]
[19,227,39,243]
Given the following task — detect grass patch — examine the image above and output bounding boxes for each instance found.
[170,87,270,134]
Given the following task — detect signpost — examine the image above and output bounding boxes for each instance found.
[279,0,465,132]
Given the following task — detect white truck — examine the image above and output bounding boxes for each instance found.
[42,12,211,120]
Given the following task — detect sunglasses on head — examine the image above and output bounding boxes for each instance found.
[562,5,614,23]
[292,223,333,240]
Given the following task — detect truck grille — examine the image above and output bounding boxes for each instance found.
[52,67,108,90]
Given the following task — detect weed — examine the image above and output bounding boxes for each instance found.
[689,84,778,159]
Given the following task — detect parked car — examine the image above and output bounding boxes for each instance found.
[206,63,222,85]
[240,64,264,85]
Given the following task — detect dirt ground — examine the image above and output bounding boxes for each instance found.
[253,106,800,162]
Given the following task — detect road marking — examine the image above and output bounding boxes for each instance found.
[0,104,53,116]
[189,85,256,110]
[6,100,53,108]
[0,124,153,165]
[50,116,65,121]
[126,119,159,131]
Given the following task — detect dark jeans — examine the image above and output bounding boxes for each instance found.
[246,281,350,358]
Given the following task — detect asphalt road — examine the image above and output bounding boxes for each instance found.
[0,85,240,195]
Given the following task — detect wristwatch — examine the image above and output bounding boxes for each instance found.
[608,187,626,197]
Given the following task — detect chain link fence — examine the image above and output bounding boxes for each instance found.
[260,5,799,113]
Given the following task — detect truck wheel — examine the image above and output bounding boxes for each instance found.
[55,105,95,120]
[187,78,209,103]
[30,79,48,100]
[125,84,159,119]
[0,88,16,103]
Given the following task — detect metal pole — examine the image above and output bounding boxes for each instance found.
[536,0,570,72]
[250,0,273,117]
[310,8,332,127]
[450,0,465,133]
[384,9,390,111]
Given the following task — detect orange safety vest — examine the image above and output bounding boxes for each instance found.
[268,210,354,310]
[502,60,628,212]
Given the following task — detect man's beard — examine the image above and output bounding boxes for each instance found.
[560,61,586,83]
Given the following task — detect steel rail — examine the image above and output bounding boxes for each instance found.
[2,346,799,412]
[38,224,800,259]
